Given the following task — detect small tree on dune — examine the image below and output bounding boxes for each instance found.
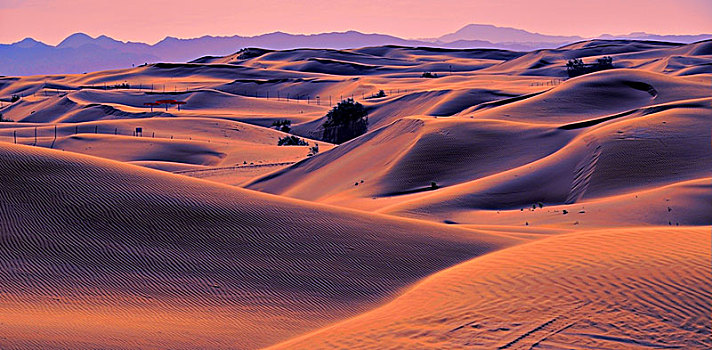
[277,135,308,146]
[271,119,291,133]
[307,143,319,157]
[321,98,368,144]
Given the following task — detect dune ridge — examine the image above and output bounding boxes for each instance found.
[0,39,710,349]
[0,142,515,349]
[271,226,712,349]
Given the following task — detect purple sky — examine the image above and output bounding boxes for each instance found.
[1,0,711,45]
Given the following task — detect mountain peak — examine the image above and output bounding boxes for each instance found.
[439,24,583,44]
[57,32,96,48]
[13,37,44,48]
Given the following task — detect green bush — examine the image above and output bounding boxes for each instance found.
[272,119,292,133]
[566,56,614,77]
[278,135,308,146]
[321,98,368,144]
[308,143,319,156]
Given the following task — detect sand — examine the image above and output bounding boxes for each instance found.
[271,227,711,349]
[0,143,515,349]
[0,38,710,349]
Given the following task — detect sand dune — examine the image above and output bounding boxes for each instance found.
[0,39,710,349]
[0,142,516,349]
[382,101,711,218]
[272,227,711,349]
[247,117,575,209]
[0,117,332,176]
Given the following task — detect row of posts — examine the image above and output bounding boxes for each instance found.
[10,125,213,147]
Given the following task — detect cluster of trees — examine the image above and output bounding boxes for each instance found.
[321,98,368,144]
[566,56,614,77]
[421,72,438,78]
[276,98,369,157]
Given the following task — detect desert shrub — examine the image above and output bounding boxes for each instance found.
[307,143,319,156]
[364,90,387,100]
[10,94,20,102]
[277,135,308,146]
[321,98,368,144]
[566,56,614,77]
[272,119,292,132]
[422,72,438,78]
[236,48,270,60]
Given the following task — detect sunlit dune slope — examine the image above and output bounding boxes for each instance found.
[249,68,711,213]
[384,101,711,216]
[246,117,574,208]
[461,69,710,123]
[0,117,332,172]
[272,227,712,349]
[0,142,516,349]
[393,177,711,229]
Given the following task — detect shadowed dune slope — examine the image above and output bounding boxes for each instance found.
[271,227,712,349]
[397,177,712,229]
[0,143,516,349]
[384,101,711,216]
[247,117,574,207]
[461,69,711,123]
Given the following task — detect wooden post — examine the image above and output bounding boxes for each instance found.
[13,130,16,144]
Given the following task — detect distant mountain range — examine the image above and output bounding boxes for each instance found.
[1,24,709,76]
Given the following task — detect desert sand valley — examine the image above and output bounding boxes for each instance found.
[0,38,710,349]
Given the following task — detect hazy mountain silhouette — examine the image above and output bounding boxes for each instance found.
[597,32,712,43]
[1,25,709,76]
[437,24,583,44]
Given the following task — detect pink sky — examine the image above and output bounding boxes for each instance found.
[1,0,711,45]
